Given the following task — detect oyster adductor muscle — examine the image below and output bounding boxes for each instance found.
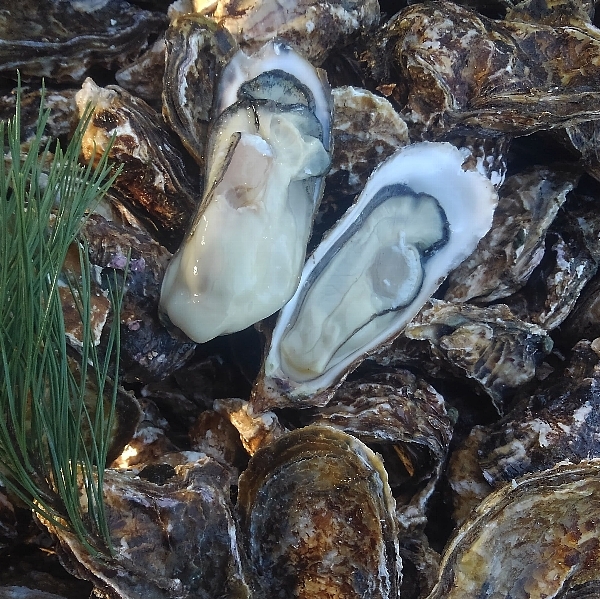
[253,141,498,409]
[160,40,332,344]
[237,425,402,599]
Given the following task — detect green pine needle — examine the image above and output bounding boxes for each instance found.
[0,78,124,557]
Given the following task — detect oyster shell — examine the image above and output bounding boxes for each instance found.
[253,141,497,409]
[202,0,380,65]
[367,1,600,139]
[42,459,252,599]
[237,425,402,598]
[76,79,200,252]
[401,300,553,414]
[428,461,600,599]
[78,214,197,383]
[328,86,410,196]
[308,370,453,533]
[445,165,580,303]
[160,40,333,343]
[0,0,166,83]
[162,15,238,168]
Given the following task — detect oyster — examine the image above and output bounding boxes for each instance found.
[42,458,252,599]
[367,1,600,139]
[307,370,453,533]
[160,40,332,343]
[445,165,580,303]
[428,461,600,599]
[253,142,497,409]
[162,15,238,168]
[237,425,402,598]
[0,0,166,83]
[399,300,553,414]
[76,79,200,252]
[200,0,380,65]
[329,86,410,196]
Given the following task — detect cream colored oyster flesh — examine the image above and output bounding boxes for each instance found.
[254,141,498,408]
[160,41,332,343]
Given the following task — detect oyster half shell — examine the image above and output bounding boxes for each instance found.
[253,142,498,409]
[160,40,332,343]
[237,425,402,598]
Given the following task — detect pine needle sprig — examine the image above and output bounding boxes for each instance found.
[0,79,124,556]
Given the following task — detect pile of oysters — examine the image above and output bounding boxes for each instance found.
[3,0,600,597]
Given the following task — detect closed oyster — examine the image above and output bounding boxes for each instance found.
[42,459,252,599]
[329,86,410,196]
[427,461,600,599]
[401,300,553,414]
[445,165,580,303]
[0,0,166,83]
[367,1,600,139]
[237,425,401,598]
[160,40,332,343]
[202,0,380,65]
[162,15,238,168]
[78,214,197,383]
[253,142,497,409]
[308,370,453,532]
[76,79,199,252]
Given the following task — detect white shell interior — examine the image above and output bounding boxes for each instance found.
[263,142,498,398]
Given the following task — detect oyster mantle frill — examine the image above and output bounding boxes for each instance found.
[160,41,332,343]
[253,142,498,408]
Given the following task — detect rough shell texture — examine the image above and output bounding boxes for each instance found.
[207,0,380,65]
[307,370,453,532]
[395,300,553,414]
[76,79,199,252]
[368,1,600,138]
[329,86,409,195]
[162,15,238,167]
[237,425,402,598]
[0,0,167,82]
[42,459,252,599]
[79,214,197,383]
[445,165,580,303]
[427,461,600,599]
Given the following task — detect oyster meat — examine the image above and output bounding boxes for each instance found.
[253,141,497,409]
[160,40,332,343]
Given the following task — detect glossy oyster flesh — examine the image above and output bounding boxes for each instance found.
[160,40,332,343]
[253,142,497,408]
[237,425,401,598]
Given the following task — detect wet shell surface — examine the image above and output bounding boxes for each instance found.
[253,141,498,409]
[236,425,402,598]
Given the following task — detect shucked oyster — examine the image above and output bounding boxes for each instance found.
[160,40,332,343]
[253,142,497,409]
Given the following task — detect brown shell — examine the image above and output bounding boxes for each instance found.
[162,15,238,168]
[0,0,166,83]
[445,165,580,303]
[77,80,199,252]
[237,425,402,598]
[395,300,553,414]
[428,461,600,599]
[42,459,251,599]
[367,1,600,139]
[307,370,453,532]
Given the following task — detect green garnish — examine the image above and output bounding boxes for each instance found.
[0,80,124,556]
